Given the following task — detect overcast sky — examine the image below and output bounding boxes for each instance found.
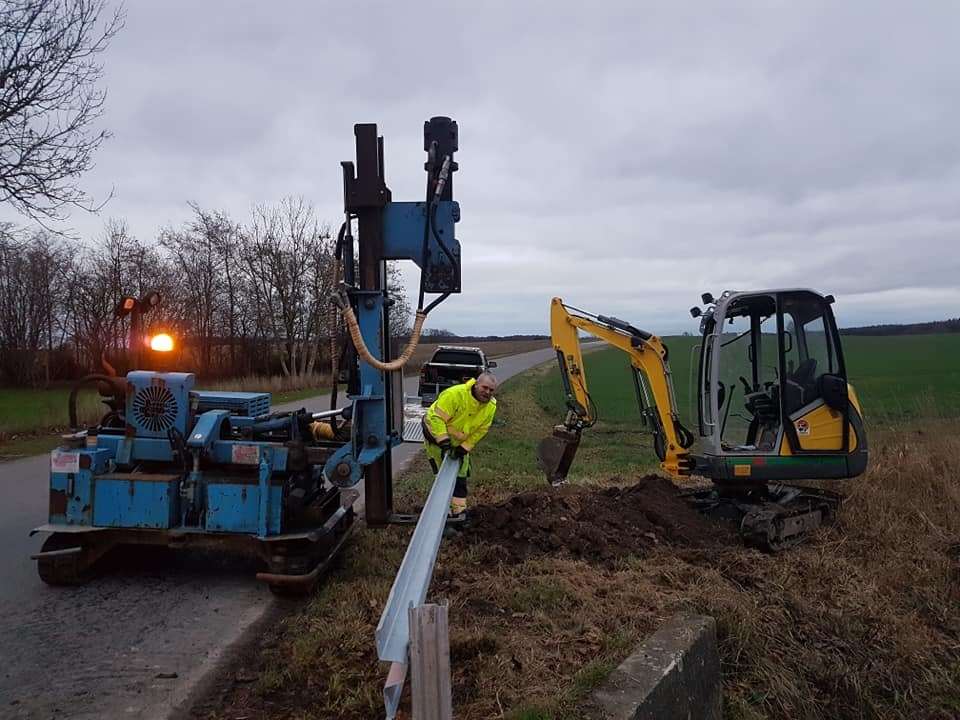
[9,1,960,335]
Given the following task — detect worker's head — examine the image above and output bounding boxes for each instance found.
[473,372,497,403]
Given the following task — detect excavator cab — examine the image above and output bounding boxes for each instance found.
[695,289,868,484]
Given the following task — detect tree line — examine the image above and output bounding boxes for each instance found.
[0,198,412,386]
[840,319,960,336]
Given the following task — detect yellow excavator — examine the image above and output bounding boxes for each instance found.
[537,289,868,550]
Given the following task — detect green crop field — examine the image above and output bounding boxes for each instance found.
[536,333,960,428]
[0,379,331,459]
[0,383,330,438]
[0,387,103,435]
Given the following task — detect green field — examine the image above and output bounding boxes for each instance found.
[0,380,329,459]
[0,383,329,436]
[536,332,960,428]
[0,387,103,435]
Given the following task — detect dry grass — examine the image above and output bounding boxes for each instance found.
[198,373,329,403]
[201,373,326,394]
[195,381,960,720]
[433,426,960,720]
[199,435,960,720]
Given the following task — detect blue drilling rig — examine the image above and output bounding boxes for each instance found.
[31,117,462,594]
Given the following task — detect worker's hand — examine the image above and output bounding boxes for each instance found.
[438,438,453,454]
[452,445,469,459]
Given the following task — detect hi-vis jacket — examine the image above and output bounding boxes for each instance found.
[423,378,497,452]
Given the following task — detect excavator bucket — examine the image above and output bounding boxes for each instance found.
[536,426,581,486]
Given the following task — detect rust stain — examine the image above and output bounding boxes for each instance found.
[49,489,68,516]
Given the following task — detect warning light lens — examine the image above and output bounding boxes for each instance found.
[122,297,136,311]
[150,333,174,352]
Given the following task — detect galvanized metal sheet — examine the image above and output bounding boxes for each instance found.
[383,661,408,720]
[376,455,459,663]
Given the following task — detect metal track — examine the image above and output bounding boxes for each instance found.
[682,484,842,552]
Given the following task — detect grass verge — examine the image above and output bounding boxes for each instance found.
[195,355,960,720]
[0,374,330,459]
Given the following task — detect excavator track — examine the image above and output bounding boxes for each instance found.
[682,485,842,552]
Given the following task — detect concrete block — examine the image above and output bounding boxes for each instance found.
[589,613,721,720]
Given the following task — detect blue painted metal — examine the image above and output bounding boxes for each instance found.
[257,449,273,538]
[382,201,461,293]
[376,455,460,663]
[46,369,302,538]
[115,436,134,465]
[187,409,231,451]
[98,435,173,463]
[192,390,270,417]
[125,371,195,438]
[323,444,362,487]
[49,448,111,525]
[209,441,289,471]
[92,474,180,529]
[205,483,283,534]
[49,470,88,525]
[341,290,394,478]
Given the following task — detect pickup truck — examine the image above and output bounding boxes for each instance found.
[417,345,497,406]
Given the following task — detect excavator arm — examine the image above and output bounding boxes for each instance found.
[537,298,695,484]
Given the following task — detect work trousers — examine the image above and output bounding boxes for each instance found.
[423,440,471,514]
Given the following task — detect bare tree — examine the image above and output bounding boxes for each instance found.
[0,0,124,221]
[59,219,175,374]
[184,204,245,375]
[160,221,223,375]
[386,261,412,338]
[241,198,335,378]
[0,223,73,384]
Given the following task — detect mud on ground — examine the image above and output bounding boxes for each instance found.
[461,474,731,563]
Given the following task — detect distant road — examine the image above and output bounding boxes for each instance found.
[0,345,558,719]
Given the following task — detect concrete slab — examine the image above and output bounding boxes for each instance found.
[588,614,721,720]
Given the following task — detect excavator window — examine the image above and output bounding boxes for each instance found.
[780,293,841,416]
[713,294,781,452]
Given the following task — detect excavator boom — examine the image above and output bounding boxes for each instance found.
[537,298,695,484]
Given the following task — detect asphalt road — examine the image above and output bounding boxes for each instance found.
[0,346,557,719]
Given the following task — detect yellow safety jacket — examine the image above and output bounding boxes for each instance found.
[424,378,497,452]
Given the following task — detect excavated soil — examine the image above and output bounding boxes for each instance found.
[461,475,729,562]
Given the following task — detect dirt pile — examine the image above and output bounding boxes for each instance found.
[463,475,727,562]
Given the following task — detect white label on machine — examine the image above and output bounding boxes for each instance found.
[231,444,260,465]
[50,449,80,474]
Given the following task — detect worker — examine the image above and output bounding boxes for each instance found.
[422,372,498,519]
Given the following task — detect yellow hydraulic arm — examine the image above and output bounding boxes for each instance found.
[537,298,695,484]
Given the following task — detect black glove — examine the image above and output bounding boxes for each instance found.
[438,438,453,454]
[452,445,469,459]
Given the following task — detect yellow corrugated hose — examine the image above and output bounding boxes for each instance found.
[333,290,428,372]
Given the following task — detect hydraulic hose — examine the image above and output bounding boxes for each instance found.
[332,288,427,372]
[69,374,125,431]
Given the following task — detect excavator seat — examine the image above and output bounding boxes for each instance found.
[784,358,818,411]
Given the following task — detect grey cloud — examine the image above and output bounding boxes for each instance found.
[2,0,956,336]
